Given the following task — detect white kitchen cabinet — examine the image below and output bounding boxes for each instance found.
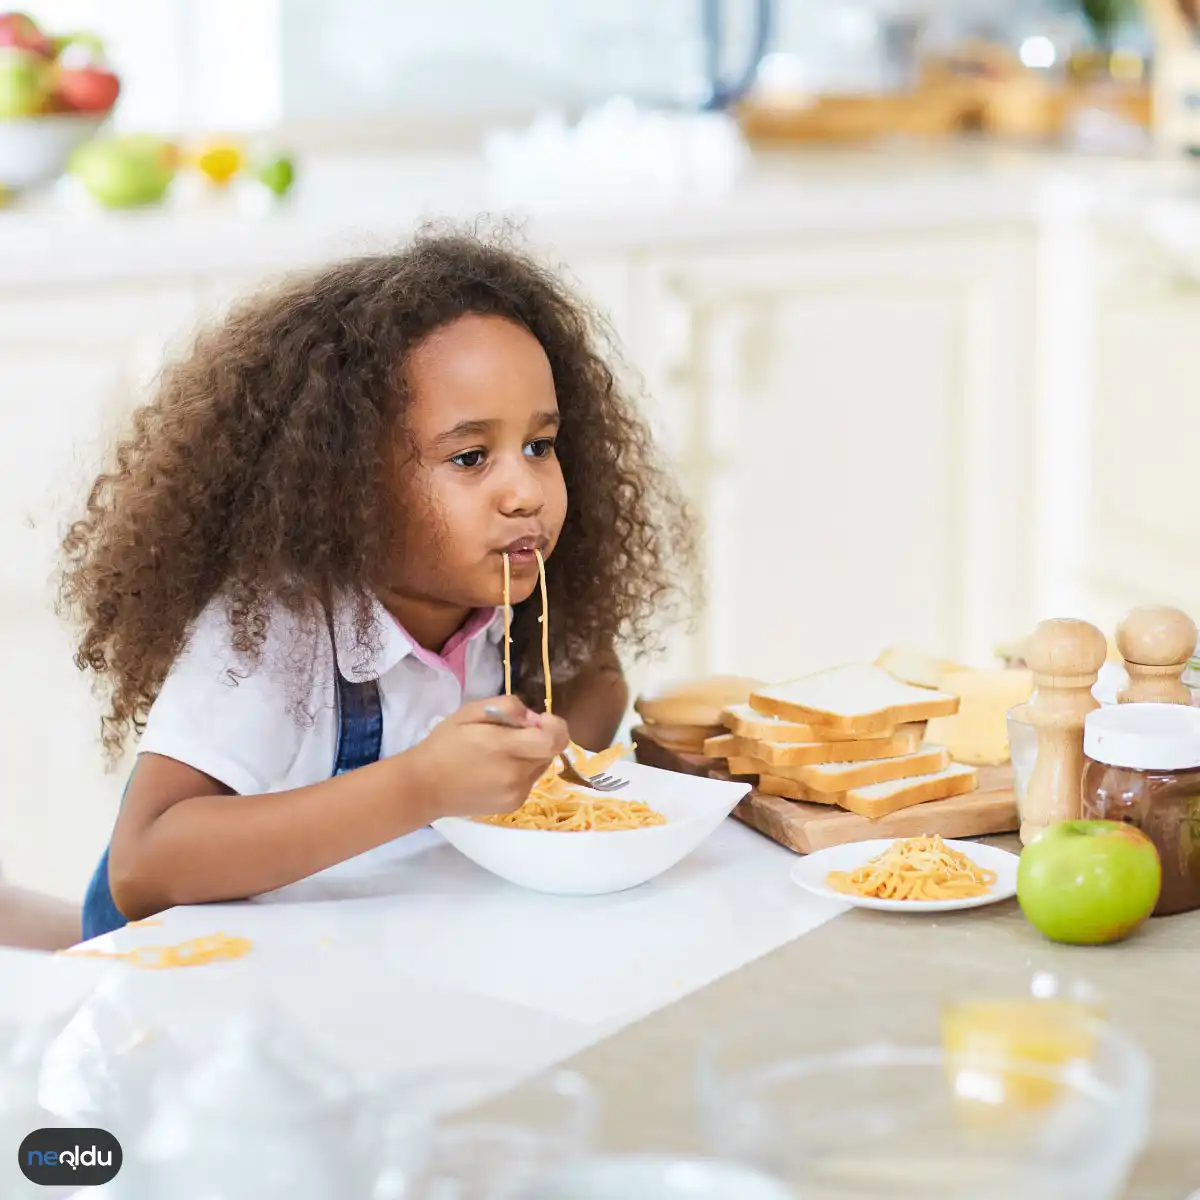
[1084,225,1200,627]
[635,229,1040,681]
[0,282,198,602]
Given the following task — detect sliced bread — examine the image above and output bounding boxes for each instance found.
[750,664,960,735]
[641,722,727,753]
[782,744,951,795]
[705,724,924,767]
[837,762,978,819]
[720,703,870,743]
[635,676,762,729]
[757,761,978,817]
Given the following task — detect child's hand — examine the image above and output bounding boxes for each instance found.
[407,695,570,819]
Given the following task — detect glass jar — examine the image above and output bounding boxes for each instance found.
[1082,703,1200,916]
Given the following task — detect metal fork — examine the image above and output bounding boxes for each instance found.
[482,705,628,793]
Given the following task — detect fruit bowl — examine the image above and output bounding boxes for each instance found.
[0,112,105,189]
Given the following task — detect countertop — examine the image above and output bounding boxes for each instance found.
[4,825,1195,1196]
[495,841,1200,1199]
[3,144,1200,287]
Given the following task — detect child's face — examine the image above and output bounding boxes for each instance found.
[397,313,568,609]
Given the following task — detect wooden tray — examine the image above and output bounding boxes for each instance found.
[633,726,1018,855]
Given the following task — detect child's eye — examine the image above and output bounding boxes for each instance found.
[525,438,556,459]
[450,449,487,469]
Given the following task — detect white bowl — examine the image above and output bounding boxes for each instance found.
[0,113,106,188]
[432,761,751,895]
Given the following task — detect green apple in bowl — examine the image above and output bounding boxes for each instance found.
[0,46,50,117]
[70,134,176,208]
[1017,820,1161,945]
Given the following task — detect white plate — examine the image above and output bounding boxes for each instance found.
[789,838,1019,913]
[433,761,751,896]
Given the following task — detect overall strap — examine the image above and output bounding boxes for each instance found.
[328,611,383,775]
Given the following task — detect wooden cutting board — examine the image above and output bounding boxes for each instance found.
[632,726,1018,855]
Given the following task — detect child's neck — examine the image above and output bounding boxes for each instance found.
[378,590,475,654]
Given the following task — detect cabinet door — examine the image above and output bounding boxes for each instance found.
[1086,227,1200,626]
[0,284,198,602]
[637,231,1038,681]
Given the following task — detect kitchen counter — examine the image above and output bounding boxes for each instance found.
[8,828,1196,1198]
[1,144,1198,287]
[492,845,1200,1199]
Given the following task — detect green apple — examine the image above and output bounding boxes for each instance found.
[1018,820,1161,945]
[0,46,50,117]
[252,151,295,198]
[70,135,176,208]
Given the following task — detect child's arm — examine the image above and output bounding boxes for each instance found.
[555,645,629,751]
[108,696,568,921]
[0,883,81,951]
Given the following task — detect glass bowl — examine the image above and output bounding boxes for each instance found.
[1007,702,1037,804]
[697,990,1150,1200]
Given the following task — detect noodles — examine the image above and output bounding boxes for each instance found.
[534,547,552,714]
[477,739,666,831]
[482,550,666,832]
[62,932,253,970]
[825,835,996,902]
[502,550,512,696]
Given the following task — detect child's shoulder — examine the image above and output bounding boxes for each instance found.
[173,595,333,685]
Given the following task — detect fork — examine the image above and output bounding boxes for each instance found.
[482,705,628,793]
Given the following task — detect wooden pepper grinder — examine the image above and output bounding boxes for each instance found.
[1021,618,1107,845]
[1116,605,1197,706]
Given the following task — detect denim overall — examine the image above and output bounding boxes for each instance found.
[81,632,383,940]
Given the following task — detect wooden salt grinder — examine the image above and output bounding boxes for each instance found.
[1116,605,1197,706]
[1021,619,1107,845]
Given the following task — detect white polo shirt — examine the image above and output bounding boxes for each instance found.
[138,597,507,795]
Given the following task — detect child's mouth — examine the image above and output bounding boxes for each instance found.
[500,538,545,567]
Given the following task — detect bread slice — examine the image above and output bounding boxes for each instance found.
[642,722,726,754]
[750,664,960,735]
[720,703,870,743]
[705,724,924,767]
[782,744,951,795]
[635,676,762,728]
[839,762,978,818]
[759,761,978,818]
[875,646,962,690]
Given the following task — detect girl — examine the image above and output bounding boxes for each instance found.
[61,231,695,940]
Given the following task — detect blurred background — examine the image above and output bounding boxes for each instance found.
[1,0,1196,898]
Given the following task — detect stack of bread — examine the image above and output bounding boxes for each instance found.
[703,651,1031,820]
[632,675,762,756]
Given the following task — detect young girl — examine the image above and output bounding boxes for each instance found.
[61,231,695,940]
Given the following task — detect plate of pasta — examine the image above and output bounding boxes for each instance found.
[789,835,1019,913]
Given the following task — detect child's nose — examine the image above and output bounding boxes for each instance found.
[496,458,543,515]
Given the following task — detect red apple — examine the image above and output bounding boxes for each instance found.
[0,12,51,58]
[54,64,119,113]
[1017,820,1162,945]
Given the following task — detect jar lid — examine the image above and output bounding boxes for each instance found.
[1084,703,1200,771]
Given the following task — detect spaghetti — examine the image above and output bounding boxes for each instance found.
[62,932,253,970]
[480,550,666,832]
[825,835,996,902]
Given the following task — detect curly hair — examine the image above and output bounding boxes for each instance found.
[59,228,698,760]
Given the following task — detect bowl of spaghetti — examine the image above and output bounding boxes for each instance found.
[432,753,751,896]
[431,548,752,895]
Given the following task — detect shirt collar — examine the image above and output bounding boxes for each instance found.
[331,596,506,682]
